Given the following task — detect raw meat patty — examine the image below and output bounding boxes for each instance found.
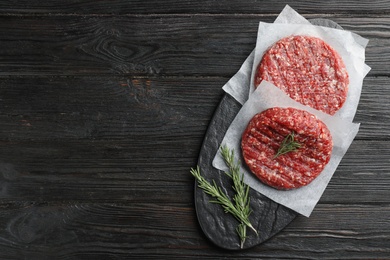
[255,35,349,115]
[241,107,333,190]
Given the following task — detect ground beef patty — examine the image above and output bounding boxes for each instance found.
[255,35,349,115]
[241,107,333,190]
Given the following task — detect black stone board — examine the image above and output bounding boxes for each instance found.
[194,19,343,250]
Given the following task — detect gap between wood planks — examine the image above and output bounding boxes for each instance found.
[0,12,388,18]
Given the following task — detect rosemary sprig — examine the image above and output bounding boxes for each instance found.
[273,132,301,159]
[220,145,257,248]
[191,146,257,249]
[190,166,256,235]
[191,166,233,211]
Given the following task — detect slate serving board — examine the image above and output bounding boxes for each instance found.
[194,19,343,250]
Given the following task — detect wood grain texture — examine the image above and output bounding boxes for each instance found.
[0,139,387,204]
[1,1,390,15]
[0,2,388,259]
[0,15,387,76]
[0,76,387,140]
[0,202,388,259]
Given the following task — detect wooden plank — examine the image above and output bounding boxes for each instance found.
[0,76,387,141]
[0,139,387,204]
[321,139,390,203]
[355,76,390,139]
[0,76,223,141]
[0,15,385,76]
[0,15,259,76]
[1,1,390,15]
[259,204,390,259]
[0,202,388,258]
[0,138,387,204]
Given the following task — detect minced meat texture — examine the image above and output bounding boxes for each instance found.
[255,35,349,115]
[241,107,333,190]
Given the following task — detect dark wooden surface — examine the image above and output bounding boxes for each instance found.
[0,1,388,259]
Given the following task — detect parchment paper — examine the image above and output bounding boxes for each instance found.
[214,5,370,217]
[222,5,371,122]
[223,5,317,105]
[250,22,370,122]
[213,81,360,217]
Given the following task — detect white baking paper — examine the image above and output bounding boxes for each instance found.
[274,4,309,24]
[222,5,371,122]
[250,22,370,122]
[223,5,319,105]
[215,5,369,217]
[213,81,360,217]
[221,50,254,104]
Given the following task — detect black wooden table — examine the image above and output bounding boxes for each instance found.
[0,1,388,259]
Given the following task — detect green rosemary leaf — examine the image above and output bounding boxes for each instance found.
[273,132,301,159]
